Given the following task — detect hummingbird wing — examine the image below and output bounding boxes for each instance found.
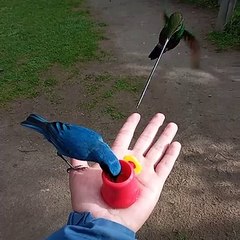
[183,30,200,69]
[163,11,169,23]
[150,11,169,60]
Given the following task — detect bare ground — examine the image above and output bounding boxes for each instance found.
[0,0,240,239]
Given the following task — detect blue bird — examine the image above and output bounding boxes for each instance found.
[21,114,121,177]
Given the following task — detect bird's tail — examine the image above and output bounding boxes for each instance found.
[21,114,48,136]
[148,43,163,60]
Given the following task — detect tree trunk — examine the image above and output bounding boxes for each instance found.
[216,0,237,31]
[226,0,237,23]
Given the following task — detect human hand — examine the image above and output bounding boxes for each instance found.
[69,113,181,232]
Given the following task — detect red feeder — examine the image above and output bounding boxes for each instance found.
[101,160,140,208]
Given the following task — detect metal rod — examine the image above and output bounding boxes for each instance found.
[136,38,169,109]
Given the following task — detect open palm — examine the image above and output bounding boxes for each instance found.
[69,113,181,232]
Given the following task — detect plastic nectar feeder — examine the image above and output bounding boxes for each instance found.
[101,158,141,208]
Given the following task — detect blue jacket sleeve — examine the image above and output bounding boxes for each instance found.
[47,211,136,240]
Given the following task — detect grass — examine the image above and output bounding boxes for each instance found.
[114,78,140,93]
[104,105,125,120]
[173,231,188,240]
[84,73,143,96]
[40,77,64,104]
[102,90,113,99]
[82,73,145,119]
[0,0,104,104]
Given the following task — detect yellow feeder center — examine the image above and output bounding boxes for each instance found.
[123,155,142,174]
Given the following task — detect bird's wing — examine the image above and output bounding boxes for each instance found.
[158,11,169,42]
[46,122,68,152]
[47,122,104,159]
[183,30,201,69]
[163,11,169,24]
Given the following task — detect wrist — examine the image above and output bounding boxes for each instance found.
[68,211,136,239]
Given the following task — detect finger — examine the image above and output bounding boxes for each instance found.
[133,113,165,155]
[70,158,89,168]
[145,122,178,166]
[155,141,181,181]
[112,113,141,158]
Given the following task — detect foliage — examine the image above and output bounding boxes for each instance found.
[225,5,240,36]
[179,0,240,49]
[179,0,218,8]
[208,5,240,49]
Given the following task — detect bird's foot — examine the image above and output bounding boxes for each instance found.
[67,165,88,173]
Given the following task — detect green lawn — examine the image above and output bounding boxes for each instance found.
[0,0,103,104]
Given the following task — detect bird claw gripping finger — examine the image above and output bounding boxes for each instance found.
[67,165,89,173]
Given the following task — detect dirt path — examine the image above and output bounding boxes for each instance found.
[1,0,240,239]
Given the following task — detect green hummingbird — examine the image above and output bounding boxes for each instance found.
[149,12,200,68]
[136,12,200,108]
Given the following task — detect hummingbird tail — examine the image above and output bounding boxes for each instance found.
[21,114,48,136]
[183,30,200,69]
[190,41,200,69]
[148,43,163,60]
